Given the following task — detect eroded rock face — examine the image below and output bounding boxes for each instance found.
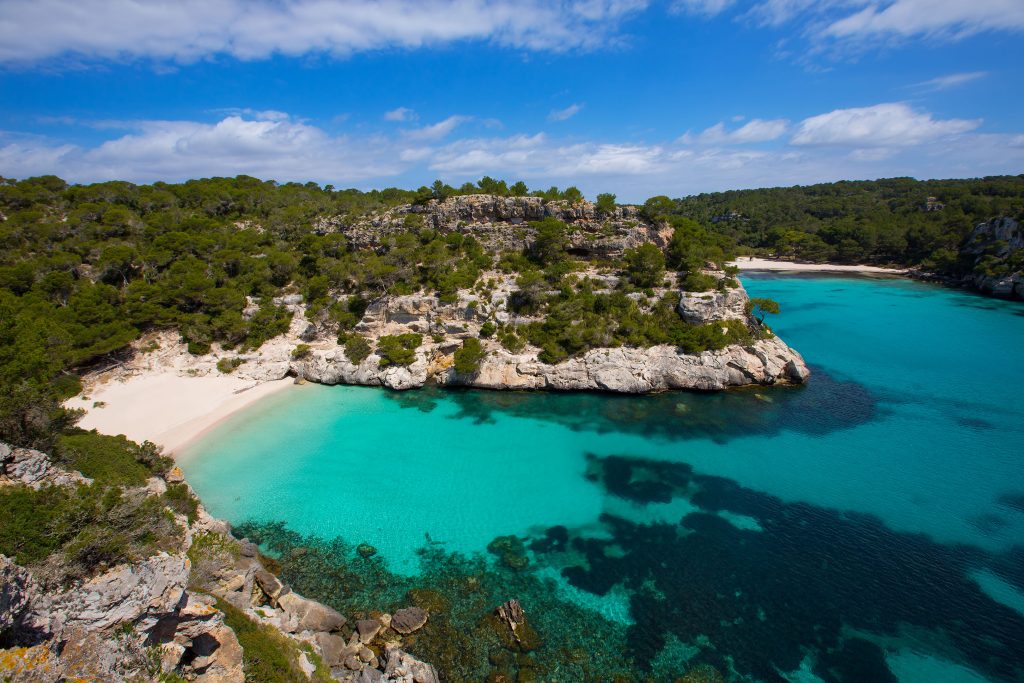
[27,552,190,636]
[0,555,33,635]
[290,276,809,394]
[0,444,92,489]
[678,286,748,324]
[325,195,656,258]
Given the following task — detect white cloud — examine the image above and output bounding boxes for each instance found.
[384,107,418,122]
[403,115,472,141]
[909,71,988,92]
[683,118,789,145]
[0,114,399,184]
[791,103,979,147]
[0,0,650,66]
[823,0,1024,40]
[669,0,735,16]
[1,107,1022,202]
[548,103,583,122]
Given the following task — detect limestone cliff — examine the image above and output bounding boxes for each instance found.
[110,270,808,394]
[317,194,670,258]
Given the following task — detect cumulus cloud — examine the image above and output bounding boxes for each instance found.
[548,103,583,122]
[384,107,417,122]
[1,107,1021,201]
[0,114,399,183]
[0,0,650,66]
[682,118,789,145]
[791,103,979,147]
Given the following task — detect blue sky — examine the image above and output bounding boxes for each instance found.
[1,0,1023,201]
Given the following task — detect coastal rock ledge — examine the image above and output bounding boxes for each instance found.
[91,268,809,395]
[297,334,807,393]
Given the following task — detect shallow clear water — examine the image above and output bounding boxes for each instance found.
[181,274,1024,682]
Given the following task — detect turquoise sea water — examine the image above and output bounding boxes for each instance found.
[181,274,1024,682]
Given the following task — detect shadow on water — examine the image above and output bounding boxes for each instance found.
[383,368,879,445]
[230,453,1024,682]
[538,454,1024,682]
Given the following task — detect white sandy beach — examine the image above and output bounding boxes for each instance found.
[67,373,293,455]
[730,256,908,274]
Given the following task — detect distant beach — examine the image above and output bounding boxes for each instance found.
[730,256,908,274]
[67,373,293,455]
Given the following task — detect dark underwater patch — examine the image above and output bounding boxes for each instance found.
[535,454,1024,682]
[997,492,1024,513]
[385,367,879,445]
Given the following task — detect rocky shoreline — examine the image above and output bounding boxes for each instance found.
[1,442,444,682]
[79,271,808,400]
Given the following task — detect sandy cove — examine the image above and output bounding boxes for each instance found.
[67,373,293,455]
[730,256,908,274]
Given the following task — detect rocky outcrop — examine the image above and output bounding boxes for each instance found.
[678,284,748,324]
[288,275,809,393]
[319,195,662,258]
[0,556,32,635]
[442,336,808,392]
[0,443,92,489]
[960,217,1024,298]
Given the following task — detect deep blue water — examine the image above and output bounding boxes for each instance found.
[182,274,1024,682]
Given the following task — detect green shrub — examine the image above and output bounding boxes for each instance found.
[453,337,486,375]
[343,334,371,363]
[291,343,311,359]
[623,243,666,288]
[682,272,718,292]
[377,333,422,367]
[0,483,183,582]
[498,331,525,353]
[216,357,244,373]
[187,340,211,355]
[217,598,333,683]
[163,483,200,523]
[57,432,164,486]
[479,321,496,338]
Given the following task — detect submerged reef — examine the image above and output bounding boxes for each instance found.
[234,451,1024,683]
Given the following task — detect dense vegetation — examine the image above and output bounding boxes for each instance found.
[661,175,1024,273]
[3,172,1019,456]
[0,174,738,452]
[0,431,196,586]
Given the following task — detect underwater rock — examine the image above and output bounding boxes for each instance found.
[486,535,529,571]
[677,663,725,683]
[357,543,378,558]
[406,588,450,615]
[391,607,429,635]
[495,600,525,634]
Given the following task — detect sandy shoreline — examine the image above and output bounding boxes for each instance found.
[67,373,294,456]
[730,256,908,274]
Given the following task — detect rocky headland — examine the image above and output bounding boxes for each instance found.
[77,195,809,398]
[1,442,443,682]
[912,216,1024,299]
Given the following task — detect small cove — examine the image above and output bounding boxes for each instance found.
[181,274,1024,682]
